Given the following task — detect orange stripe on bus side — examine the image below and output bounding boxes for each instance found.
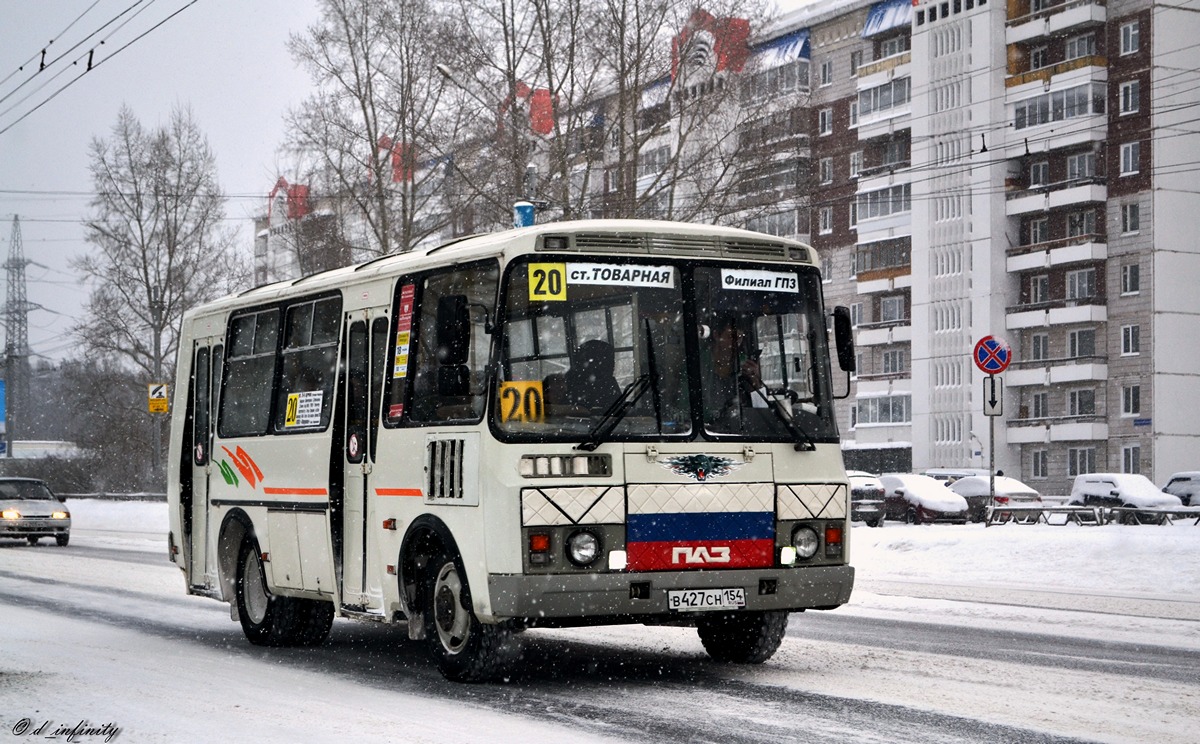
[261,487,328,496]
[375,488,423,497]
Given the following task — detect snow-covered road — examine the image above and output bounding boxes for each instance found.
[2,501,1198,743]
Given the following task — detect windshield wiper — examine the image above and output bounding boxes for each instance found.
[576,374,651,452]
[749,387,817,452]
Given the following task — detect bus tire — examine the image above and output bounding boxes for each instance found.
[423,549,516,682]
[236,537,333,647]
[697,610,788,664]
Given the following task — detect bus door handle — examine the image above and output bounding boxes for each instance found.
[361,461,373,475]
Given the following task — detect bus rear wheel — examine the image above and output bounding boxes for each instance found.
[236,538,333,647]
[697,610,788,664]
[423,550,516,682]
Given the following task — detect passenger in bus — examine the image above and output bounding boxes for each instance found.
[543,339,622,414]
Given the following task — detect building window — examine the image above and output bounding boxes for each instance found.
[850,302,863,326]
[1122,384,1141,416]
[1030,46,1049,70]
[1119,81,1140,114]
[849,101,859,127]
[1068,388,1096,417]
[1067,151,1096,181]
[1121,263,1140,294]
[1031,449,1049,479]
[820,157,833,184]
[1067,210,1096,238]
[1120,142,1140,175]
[1032,0,1051,11]
[1122,444,1141,474]
[818,206,833,234]
[1032,391,1049,419]
[883,349,906,374]
[850,50,862,76]
[1121,324,1140,355]
[1030,161,1049,187]
[1068,447,1096,476]
[880,295,905,323]
[1066,268,1096,300]
[1065,33,1096,61]
[858,78,911,118]
[880,35,909,58]
[1121,203,1140,233]
[856,183,912,220]
[1030,332,1050,361]
[820,59,833,86]
[1013,83,1106,130]
[1121,21,1140,55]
[849,201,858,228]
[821,256,833,282]
[818,108,833,135]
[857,394,911,424]
[850,150,863,178]
[1027,217,1049,245]
[1068,328,1096,358]
[1030,274,1050,305]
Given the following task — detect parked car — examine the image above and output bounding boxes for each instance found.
[921,468,988,485]
[879,473,970,524]
[1161,472,1200,507]
[848,470,886,527]
[949,475,1043,523]
[0,477,71,546]
[1068,473,1183,524]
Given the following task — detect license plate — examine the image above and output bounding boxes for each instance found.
[667,587,746,612]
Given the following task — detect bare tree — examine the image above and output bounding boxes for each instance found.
[287,0,458,254]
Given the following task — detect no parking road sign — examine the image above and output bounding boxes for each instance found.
[973,335,1011,375]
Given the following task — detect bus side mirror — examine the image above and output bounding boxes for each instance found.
[436,295,470,365]
[832,306,855,372]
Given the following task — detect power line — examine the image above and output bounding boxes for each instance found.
[0,0,105,88]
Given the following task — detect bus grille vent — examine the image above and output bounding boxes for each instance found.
[545,233,796,261]
[427,439,465,500]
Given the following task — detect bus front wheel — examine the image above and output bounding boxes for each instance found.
[236,537,333,647]
[423,550,516,682]
[697,610,788,664]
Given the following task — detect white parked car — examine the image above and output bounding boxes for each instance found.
[879,473,969,525]
[1161,472,1200,507]
[1068,473,1183,524]
[949,475,1043,523]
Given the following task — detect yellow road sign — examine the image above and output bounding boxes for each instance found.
[148,383,169,413]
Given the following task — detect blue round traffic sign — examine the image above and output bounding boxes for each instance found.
[973,335,1011,374]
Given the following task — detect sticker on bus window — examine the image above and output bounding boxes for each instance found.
[498,381,545,423]
[393,284,416,378]
[284,390,324,428]
[528,263,567,302]
[720,268,799,293]
[567,263,674,288]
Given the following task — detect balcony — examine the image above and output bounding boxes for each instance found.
[1005,178,1106,216]
[1006,356,1108,387]
[1007,234,1107,272]
[857,51,911,81]
[855,319,912,347]
[1007,415,1108,443]
[1006,0,1107,45]
[1005,298,1107,329]
[856,265,912,293]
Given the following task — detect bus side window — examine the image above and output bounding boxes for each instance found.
[219,309,280,437]
[408,261,499,424]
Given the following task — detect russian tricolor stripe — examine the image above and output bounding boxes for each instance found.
[626,511,775,571]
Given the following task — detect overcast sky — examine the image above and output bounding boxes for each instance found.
[0,0,319,363]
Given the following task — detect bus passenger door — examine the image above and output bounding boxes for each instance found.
[187,339,223,589]
[340,312,388,610]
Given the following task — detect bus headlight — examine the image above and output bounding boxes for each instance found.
[790,525,820,560]
[565,530,601,567]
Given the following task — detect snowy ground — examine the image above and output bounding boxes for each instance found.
[2,500,1198,743]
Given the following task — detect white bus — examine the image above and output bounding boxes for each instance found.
[167,219,857,681]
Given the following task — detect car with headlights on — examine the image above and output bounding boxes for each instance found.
[0,477,71,546]
[848,470,886,527]
[880,473,969,524]
[949,475,1043,523]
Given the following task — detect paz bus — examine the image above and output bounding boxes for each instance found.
[167,219,857,681]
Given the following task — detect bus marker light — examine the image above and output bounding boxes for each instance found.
[780,546,797,566]
[260,552,270,563]
[529,533,551,553]
[382,518,397,530]
[608,550,627,570]
[387,565,396,575]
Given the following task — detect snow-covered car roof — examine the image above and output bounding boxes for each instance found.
[880,473,969,512]
[1071,473,1183,508]
[949,476,1041,500]
[1163,472,1200,493]
[847,471,883,487]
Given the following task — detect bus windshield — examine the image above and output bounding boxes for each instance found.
[495,258,837,444]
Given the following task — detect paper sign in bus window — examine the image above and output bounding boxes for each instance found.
[284,390,324,427]
[528,263,567,302]
[720,268,799,293]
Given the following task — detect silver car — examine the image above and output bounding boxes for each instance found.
[0,477,71,546]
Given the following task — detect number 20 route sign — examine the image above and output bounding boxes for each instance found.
[973,335,1011,375]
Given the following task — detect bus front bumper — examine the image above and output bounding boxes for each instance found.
[487,564,854,620]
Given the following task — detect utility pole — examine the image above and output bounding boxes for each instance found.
[4,216,32,456]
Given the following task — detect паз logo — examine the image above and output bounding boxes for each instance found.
[672,546,731,564]
[218,446,264,489]
[661,454,740,481]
